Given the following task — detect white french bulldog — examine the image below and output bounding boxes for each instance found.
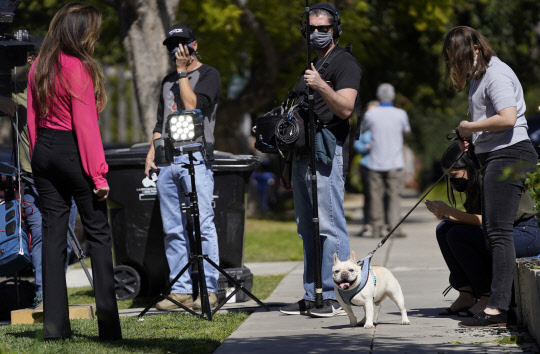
[332,251,410,328]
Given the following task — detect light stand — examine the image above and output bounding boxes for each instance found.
[139,142,269,320]
[304,1,324,309]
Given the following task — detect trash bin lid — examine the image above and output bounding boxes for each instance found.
[213,151,261,172]
[105,143,261,171]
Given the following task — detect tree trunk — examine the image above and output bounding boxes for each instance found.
[117,66,126,142]
[106,0,179,141]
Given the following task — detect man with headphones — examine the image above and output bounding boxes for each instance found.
[280,3,362,317]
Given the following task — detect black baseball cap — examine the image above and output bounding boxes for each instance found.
[163,24,195,46]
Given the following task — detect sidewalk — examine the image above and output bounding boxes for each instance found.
[214,194,539,353]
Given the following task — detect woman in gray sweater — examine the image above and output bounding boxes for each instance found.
[442,26,538,328]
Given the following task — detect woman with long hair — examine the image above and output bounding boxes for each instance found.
[427,143,540,319]
[27,2,121,340]
[441,26,539,327]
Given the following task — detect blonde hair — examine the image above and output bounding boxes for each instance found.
[442,26,495,92]
[33,2,106,116]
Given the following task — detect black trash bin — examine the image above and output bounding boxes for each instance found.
[105,143,260,299]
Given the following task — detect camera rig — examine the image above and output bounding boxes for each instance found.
[0,0,35,96]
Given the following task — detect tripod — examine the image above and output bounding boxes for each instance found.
[139,144,269,320]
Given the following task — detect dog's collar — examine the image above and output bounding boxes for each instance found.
[337,256,374,306]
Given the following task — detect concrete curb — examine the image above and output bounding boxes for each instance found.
[514,258,540,346]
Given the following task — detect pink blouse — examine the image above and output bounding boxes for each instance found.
[27,53,108,189]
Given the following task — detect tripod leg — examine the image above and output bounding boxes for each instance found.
[196,256,212,320]
[67,224,94,289]
[138,261,195,317]
[205,258,270,313]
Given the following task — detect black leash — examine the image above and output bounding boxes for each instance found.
[365,129,468,259]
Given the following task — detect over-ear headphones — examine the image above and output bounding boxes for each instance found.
[300,3,342,39]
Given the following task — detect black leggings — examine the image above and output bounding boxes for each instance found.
[31,129,121,340]
[477,140,538,310]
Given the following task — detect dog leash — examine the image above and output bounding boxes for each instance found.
[364,129,468,260]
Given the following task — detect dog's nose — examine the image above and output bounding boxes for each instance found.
[341,271,348,277]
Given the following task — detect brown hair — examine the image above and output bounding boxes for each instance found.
[33,2,106,116]
[442,26,496,92]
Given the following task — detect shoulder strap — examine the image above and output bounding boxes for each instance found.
[317,46,346,77]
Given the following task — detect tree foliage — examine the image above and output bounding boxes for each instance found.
[9,0,540,166]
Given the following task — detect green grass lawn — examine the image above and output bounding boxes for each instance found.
[0,218,295,353]
[0,274,284,353]
[0,312,249,353]
[244,218,303,262]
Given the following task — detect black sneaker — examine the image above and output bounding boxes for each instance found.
[309,299,347,318]
[458,310,507,328]
[279,299,315,315]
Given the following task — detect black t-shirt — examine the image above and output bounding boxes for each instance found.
[292,45,362,144]
[153,64,221,158]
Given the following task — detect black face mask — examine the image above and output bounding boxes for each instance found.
[450,177,468,193]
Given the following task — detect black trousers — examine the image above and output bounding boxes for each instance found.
[31,129,121,340]
[477,140,538,311]
[436,221,492,296]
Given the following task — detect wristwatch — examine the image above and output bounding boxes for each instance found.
[178,71,188,78]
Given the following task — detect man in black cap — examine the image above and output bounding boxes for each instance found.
[145,24,221,310]
[279,3,361,317]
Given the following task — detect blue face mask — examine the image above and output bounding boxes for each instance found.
[310,31,333,50]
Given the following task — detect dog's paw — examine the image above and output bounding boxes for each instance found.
[363,323,375,329]
[401,320,411,325]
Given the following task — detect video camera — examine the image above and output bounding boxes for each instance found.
[0,0,36,96]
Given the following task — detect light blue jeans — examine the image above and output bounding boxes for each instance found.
[292,145,350,300]
[156,152,219,294]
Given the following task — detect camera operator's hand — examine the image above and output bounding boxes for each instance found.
[304,63,326,91]
[93,186,110,201]
[145,153,158,178]
[281,162,293,192]
[175,44,193,73]
[0,96,17,117]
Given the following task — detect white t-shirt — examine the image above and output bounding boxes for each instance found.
[362,105,411,171]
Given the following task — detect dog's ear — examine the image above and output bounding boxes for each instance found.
[350,250,356,263]
[333,253,339,265]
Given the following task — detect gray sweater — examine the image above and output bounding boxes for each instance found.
[468,56,529,153]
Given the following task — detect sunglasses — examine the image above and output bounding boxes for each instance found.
[308,25,333,33]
